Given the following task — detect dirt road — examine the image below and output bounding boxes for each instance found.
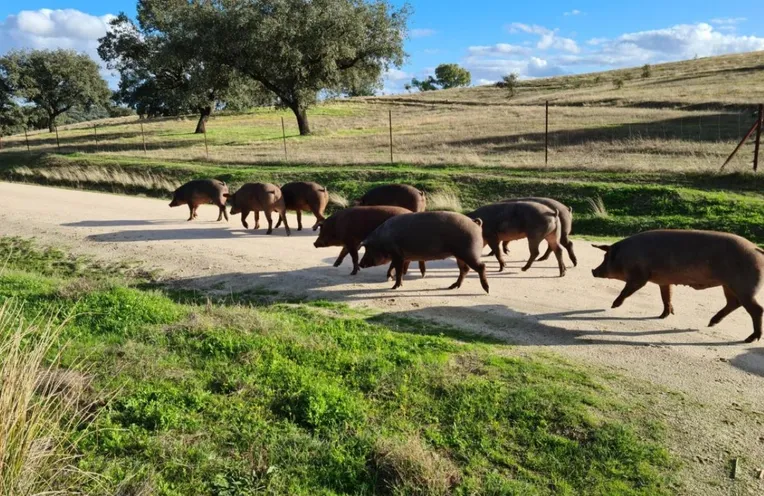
[2,181,764,491]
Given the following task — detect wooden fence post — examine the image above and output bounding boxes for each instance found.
[389,110,394,164]
[544,101,549,165]
[203,126,209,160]
[281,117,287,160]
[24,129,30,152]
[140,122,147,155]
[55,126,61,152]
[754,104,763,172]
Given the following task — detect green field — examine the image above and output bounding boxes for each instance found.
[0,237,680,494]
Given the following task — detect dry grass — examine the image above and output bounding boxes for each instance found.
[371,435,461,496]
[586,196,609,218]
[10,165,181,193]
[0,301,95,495]
[328,191,349,208]
[426,191,463,212]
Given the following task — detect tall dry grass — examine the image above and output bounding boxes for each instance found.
[0,301,95,495]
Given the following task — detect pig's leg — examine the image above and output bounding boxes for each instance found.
[187,204,195,221]
[521,236,543,272]
[265,210,274,234]
[538,244,552,261]
[311,205,325,231]
[274,215,283,229]
[253,211,260,230]
[240,210,251,229]
[742,297,763,343]
[462,256,489,294]
[487,237,505,272]
[611,275,648,309]
[502,241,510,255]
[296,210,303,231]
[279,208,291,236]
[449,259,470,290]
[708,286,740,327]
[349,246,360,275]
[221,204,229,222]
[659,285,675,319]
[418,262,426,278]
[403,261,411,275]
[545,235,566,277]
[563,239,578,267]
[391,256,405,290]
[334,246,349,267]
[386,263,395,280]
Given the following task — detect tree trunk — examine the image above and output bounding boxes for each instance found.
[48,115,56,133]
[195,106,212,134]
[291,105,311,136]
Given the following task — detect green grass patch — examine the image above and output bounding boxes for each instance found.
[0,237,679,494]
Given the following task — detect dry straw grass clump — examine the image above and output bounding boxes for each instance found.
[328,191,349,208]
[0,301,95,495]
[586,196,609,218]
[12,165,180,193]
[426,191,462,212]
[371,435,461,496]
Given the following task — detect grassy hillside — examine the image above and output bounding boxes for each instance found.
[374,50,764,109]
[0,237,679,494]
[1,52,762,171]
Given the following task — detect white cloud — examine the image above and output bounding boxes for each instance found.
[467,43,530,56]
[423,48,441,55]
[710,17,746,26]
[564,10,582,16]
[411,28,437,39]
[507,22,580,53]
[0,9,116,84]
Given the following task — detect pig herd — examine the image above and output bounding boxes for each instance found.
[169,179,764,344]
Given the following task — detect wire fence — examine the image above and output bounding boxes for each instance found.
[1,102,761,171]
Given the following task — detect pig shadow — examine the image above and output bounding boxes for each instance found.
[729,349,764,378]
[63,219,182,228]
[85,227,297,242]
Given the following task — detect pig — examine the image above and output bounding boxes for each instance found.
[489,197,577,267]
[591,230,764,343]
[225,183,291,236]
[314,206,425,278]
[356,184,426,212]
[274,181,329,231]
[169,179,229,222]
[358,211,489,293]
[466,202,565,277]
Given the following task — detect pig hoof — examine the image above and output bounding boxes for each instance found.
[391,283,402,290]
[744,333,761,343]
[333,262,342,268]
[448,283,460,290]
[611,300,623,309]
[350,269,359,276]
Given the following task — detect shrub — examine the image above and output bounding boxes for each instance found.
[613,78,624,90]
[641,64,652,78]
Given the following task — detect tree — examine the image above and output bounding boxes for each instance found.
[0,49,110,132]
[641,64,652,78]
[212,0,410,135]
[409,63,471,92]
[613,78,624,90]
[99,7,267,134]
[496,73,519,98]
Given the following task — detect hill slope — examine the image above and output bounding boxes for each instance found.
[371,51,764,109]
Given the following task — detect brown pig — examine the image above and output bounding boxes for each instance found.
[466,202,565,276]
[314,206,425,278]
[358,211,489,293]
[274,181,329,231]
[592,230,764,343]
[225,183,290,236]
[490,197,577,267]
[356,184,426,212]
[169,179,229,222]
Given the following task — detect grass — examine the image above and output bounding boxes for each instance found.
[0,236,680,494]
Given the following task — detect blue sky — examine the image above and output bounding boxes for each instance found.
[2,1,763,93]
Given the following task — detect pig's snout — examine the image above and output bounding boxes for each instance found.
[591,263,607,278]
[169,200,178,207]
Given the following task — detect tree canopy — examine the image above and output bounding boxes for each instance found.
[0,49,110,132]
[98,4,269,134]
[407,63,471,92]
[209,0,409,135]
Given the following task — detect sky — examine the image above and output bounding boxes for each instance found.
[1,1,763,94]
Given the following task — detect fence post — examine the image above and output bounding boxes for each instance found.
[544,101,549,165]
[140,121,147,155]
[93,125,99,150]
[203,126,209,160]
[24,128,30,152]
[55,125,61,152]
[0,135,3,150]
[281,117,287,160]
[754,104,763,172]
[389,109,394,164]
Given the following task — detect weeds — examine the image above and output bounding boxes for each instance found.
[586,196,609,218]
[426,190,462,212]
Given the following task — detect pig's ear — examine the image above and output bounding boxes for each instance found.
[592,244,610,252]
